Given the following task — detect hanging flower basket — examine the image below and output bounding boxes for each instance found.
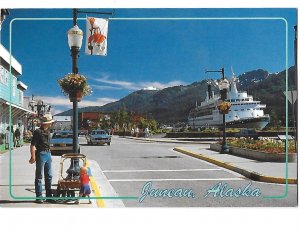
[217,101,231,114]
[58,73,92,102]
[69,90,83,102]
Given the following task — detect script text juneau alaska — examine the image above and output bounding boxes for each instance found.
[139,181,195,202]
[204,182,261,198]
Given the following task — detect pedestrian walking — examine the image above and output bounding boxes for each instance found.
[29,114,54,204]
[131,128,134,137]
[135,127,139,137]
[5,127,10,149]
[76,166,91,204]
[144,127,149,138]
[5,126,15,149]
[15,128,21,147]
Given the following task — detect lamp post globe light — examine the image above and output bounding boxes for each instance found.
[218,78,230,154]
[36,100,44,117]
[66,13,84,180]
[68,25,84,49]
[28,97,36,132]
[68,25,83,75]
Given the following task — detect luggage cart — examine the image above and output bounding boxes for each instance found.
[55,153,86,202]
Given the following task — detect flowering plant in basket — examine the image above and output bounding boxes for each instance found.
[217,101,231,114]
[58,73,92,97]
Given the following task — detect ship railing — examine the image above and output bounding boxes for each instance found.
[254,104,266,108]
[232,114,270,120]
[254,104,267,108]
[237,91,248,96]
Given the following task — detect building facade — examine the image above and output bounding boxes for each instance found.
[52,116,72,131]
[0,9,32,150]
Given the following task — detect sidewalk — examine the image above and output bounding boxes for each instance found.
[0,145,99,208]
[174,146,297,184]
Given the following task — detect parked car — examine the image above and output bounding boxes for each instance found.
[86,130,111,145]
[78,130,88,136]
[50,130,80,155]
[235,129,259,140]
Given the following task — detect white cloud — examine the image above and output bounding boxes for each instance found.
[34,96,71,107]
[143,86,159,90]
[79,98,118,107]
[95,76,140,90]
[35,95,117,107]
[51,108,63,116]
[93,75,186,91]
[34,95,118,115]
[142,80,186,90]
[91,85,122,90]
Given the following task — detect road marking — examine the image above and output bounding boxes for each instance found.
[109,178,244,182]
[110,142,166,145]
[88,160,126,208]
[86,160,105,208]
[103,168,223,173]
[168,148,244,178]
[89,175,105,208]
[174,147,298,185]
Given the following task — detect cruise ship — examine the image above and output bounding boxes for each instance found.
[188,75,270,129]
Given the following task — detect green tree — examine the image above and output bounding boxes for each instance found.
[269,110,281,130]
[118,104,128,129]
[110,111,119,128]
[99,116,110,130]
[127,111,134,129]
[138,117,158,132]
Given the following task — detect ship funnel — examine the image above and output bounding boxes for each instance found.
[207,84,212,99]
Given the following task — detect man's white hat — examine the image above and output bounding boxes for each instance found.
[40,113,54,124]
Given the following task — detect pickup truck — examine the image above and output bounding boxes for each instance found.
[86,130,111,145]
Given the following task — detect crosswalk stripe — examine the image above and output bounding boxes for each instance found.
[103,168,222,173]
[109,178,244,182]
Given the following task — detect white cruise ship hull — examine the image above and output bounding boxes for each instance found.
[226,116,270,129]
[188,115,270,129]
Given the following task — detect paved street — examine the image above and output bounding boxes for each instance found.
[82,136,297,207]
[0,136,297,207]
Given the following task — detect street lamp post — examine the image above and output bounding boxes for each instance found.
[218,78,230,154]
[28,94,36,132]
[28,97,50,131]
[205,68,230,154]
[66,9,83,179]
[64,8,112,180]
[36,100,44,117]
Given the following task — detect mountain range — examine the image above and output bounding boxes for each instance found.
[56,66,297,124]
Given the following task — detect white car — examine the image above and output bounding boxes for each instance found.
[86,130,111,145]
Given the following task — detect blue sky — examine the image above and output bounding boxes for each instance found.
[0,8,297,114]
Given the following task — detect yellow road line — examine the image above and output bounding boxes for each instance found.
[174,147,297,185]
[86,160,105,208]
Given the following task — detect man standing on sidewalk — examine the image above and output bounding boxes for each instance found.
[29,114,54,203]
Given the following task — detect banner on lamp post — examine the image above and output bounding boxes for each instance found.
[85,17,109,56]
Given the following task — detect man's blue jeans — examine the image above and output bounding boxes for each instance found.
[35,151,52,198]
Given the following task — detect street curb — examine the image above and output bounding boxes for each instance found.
[86,160,105,208]
[120,136,212,144]
[174,147,297,185]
